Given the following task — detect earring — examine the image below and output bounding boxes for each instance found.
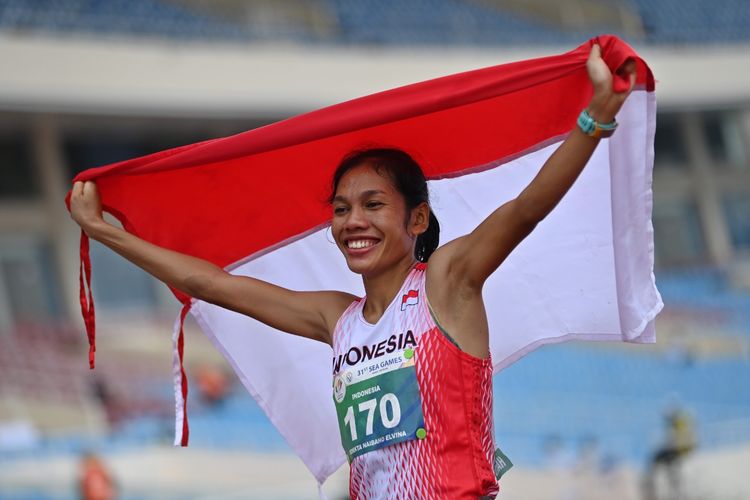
[325,225,335,244]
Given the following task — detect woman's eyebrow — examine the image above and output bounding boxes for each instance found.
[360,189,386,198]
[332,190,386,204]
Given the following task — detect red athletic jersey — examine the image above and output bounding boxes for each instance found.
[332,263,499,499]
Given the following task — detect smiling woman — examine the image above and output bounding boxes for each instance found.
[67,40,652,499]
[330,152,432,290]
[330,148,440,265]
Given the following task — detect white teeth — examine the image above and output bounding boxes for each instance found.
[348,240,375,249]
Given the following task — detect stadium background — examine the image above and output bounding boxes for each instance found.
[0,0,749,498]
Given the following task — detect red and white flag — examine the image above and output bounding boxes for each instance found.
[67,35,662,484]
[400,290,419,311]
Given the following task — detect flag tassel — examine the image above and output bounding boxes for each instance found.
[172,301,192,446]
[78,230,96,369]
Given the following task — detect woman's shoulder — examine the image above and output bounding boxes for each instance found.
[316,290,360,332]
[424,235,468,282]
[318,290,360,311]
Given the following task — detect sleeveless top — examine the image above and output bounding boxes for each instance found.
[331,263,499,499]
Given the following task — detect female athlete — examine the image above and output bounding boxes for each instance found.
[70,44,635,499]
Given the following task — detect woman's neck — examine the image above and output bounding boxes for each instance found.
[361,257,417,324]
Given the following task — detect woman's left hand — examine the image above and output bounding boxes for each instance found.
[585,43,637,123]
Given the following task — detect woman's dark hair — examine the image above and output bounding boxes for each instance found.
[329,148,440,262]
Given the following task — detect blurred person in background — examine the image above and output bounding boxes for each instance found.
[195,364,231,407]
[644,407,697,500]
[68,45,635,498]
[78,452,116,500]
[90,376,125,429]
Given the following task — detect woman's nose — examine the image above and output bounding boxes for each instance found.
[344,206,368,229]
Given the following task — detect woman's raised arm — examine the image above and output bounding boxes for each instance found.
[424,44,636,358]
[69,181,354,345]
[431,44,636,291]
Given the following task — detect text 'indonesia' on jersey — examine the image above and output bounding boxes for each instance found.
[332,330,417,374]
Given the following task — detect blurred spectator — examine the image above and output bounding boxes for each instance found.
[91,376,126,429]
[644,407,697,500]
[89,373,172,432]
[196,364,231,407]
[78,453,117,500]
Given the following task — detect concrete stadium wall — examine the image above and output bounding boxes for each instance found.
[2,34,750,117]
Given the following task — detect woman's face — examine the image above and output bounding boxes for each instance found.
[331,163,419,277]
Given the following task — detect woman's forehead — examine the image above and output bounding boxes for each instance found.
[335,164,397,196]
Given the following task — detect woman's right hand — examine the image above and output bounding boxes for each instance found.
[70,181,106,236]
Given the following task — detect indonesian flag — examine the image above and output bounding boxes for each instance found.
[67,35,662,484]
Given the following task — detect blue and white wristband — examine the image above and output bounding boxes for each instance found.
[577,109,618,139]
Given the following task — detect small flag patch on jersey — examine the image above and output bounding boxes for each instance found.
[401,290,419,311]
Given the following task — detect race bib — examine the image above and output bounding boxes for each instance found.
[333,348,425,461]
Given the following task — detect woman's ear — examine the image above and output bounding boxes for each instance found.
[410,202,430,236]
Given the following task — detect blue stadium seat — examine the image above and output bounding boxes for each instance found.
[628,0,750,44]
[324,0,580,46]
[0,0,250,41]
[2,0,749,45]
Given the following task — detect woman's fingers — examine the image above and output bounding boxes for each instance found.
[586,43,617,95]
[77,181,100,204]
[82,180,94,197]
[615,58,637,94]
[585,44,604,75]
[70,180,104,231]
[617,58,636,76]
[589,44,637,96]
[585,44,639,121]
[588,43,601,62]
